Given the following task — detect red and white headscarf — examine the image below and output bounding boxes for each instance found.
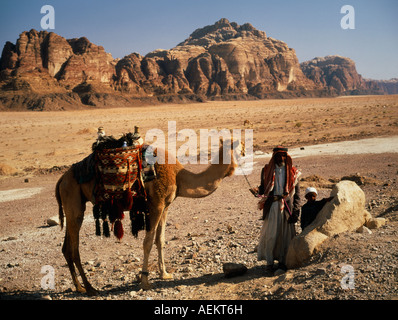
[258,146,301,210]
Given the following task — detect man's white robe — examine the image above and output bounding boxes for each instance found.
[257,164,297,266]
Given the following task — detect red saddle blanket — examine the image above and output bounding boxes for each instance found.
[93,145,148,240]
[94,145,143,204]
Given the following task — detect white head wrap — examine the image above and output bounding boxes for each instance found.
[305,187,318,196]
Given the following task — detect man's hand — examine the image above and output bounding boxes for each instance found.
[249,187,259,196]
[288,210,300,224]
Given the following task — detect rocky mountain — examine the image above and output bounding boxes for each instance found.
[0,19,396,110]
[300,55,398,95]
[363,78,398,95]
[0,29,118,109]
[0,30,115,92]
[114,18,316,98]
[300,55,362,93]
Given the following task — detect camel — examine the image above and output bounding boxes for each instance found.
[55,138,242,296]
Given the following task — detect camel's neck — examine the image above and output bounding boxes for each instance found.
[176,147,236,198]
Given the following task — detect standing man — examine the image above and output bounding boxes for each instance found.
[250,146,301,273]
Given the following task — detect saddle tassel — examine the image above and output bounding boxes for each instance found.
[113,201,125,240]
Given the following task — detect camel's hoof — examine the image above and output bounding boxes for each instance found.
[86,287,99,296]
[161,272,173,280]
[140,282,153,291]
[76,286,86,294]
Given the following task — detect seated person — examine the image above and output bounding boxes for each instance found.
[300,187,333,231]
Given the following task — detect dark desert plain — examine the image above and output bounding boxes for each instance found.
[0,94,397,301]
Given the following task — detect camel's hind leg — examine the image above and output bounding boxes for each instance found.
[62,210,98,296]
[62,228,85,293]
[59,170,98,296]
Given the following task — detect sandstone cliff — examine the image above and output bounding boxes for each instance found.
[300,55,362,93]
[114,18,317,98]
[0,20,320,110]
[0,20,396,110]
[300,55,398,95]
[363,78,398,95]
[0,30,115,93]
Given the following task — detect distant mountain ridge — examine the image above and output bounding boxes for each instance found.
[0,18,396,110]
[300,55,398,95]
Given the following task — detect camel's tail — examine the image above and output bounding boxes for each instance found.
[55,176,64,230]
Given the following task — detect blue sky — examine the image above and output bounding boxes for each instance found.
[0,0,397,80]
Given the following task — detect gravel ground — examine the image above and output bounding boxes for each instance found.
[0,150,397,301]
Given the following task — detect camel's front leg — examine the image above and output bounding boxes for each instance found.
[141,229,156,290]
[141,203,174,289]
[155,207,173,280]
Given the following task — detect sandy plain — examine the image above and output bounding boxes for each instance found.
[0,94,397,173]
[0,94,397,302]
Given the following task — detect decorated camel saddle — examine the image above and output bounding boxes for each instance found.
[72,127,156,240]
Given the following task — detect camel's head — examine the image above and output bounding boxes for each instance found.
[236,139,246,157]
[218,138,246,177]
[220,138,246,157]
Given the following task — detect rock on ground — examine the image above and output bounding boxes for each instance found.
[286,180,372,268]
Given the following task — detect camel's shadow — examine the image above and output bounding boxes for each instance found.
[88,265,267,298]
[1,266,269,300]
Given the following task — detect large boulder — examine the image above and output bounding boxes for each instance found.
[286,180,371,268]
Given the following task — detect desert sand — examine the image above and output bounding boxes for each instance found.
[0,95,397,173]
[0,95,397,301]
